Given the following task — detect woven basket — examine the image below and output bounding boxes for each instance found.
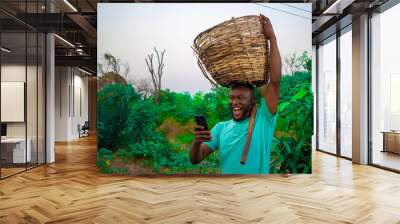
[193,15,270,87]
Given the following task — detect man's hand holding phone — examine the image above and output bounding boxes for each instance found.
[193,125,212,144]
[190,115,213,164]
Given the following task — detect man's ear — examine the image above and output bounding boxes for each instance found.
[251,95,256,104]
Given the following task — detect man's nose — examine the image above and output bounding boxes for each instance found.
[231,99,240,105]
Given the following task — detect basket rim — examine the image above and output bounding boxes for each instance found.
[193,15,262,46]
[192,14,269,88]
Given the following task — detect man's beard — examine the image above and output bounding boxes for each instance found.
[230,102,254,122]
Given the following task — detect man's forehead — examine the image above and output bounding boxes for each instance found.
[230,88,251,96]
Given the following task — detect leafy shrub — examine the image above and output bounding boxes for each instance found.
[203,87,231,127]
[279,71,311,101]
[126,98,159,142]
[97,69,312,174]
[97,148,114,173]
[158,90,194,125]
[176,133,195,145]
[97,84,140,151]
[270,75,313,174]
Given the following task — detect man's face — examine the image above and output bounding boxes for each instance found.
[229,87,254,122]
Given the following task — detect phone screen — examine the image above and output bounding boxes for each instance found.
[194,115,209,130]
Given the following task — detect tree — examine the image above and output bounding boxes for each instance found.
[283,51,311,75]
[97,53,130,89]
[300,51,312,73]
[103,53,120,74]
[132,77,153,99]
[98,53,130,77]
[145,47,166,104]
[284,52,302,75]
[97,84,140,151]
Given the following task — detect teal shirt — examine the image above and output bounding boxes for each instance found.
[204,99,278,174]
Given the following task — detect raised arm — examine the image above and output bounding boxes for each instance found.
[261,15,282,115]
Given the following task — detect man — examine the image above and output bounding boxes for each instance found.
[189,15,282,174]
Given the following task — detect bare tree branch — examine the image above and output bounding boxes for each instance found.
[145,47,165,104]
[284,53,302,75]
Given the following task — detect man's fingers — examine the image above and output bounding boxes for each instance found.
[261,19,268,30]
[195,135,212,140]
[195,137,212,142]
[260,15,274,39]
[193,130,211,135]
[196,134,211,138]
[194,125,205,131]
[262,19,271,28]
[195,135,212,141]
[260,14,270,22]
[192,129,210,135]
[193,125,211,142]
[195,134,212,139]
[260,15,271,26]
[196,137,212,141]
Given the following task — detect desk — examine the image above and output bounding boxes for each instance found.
[1,138,31,163]
[381,131,400,154]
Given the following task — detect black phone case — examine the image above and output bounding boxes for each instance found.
[194,115,209,130]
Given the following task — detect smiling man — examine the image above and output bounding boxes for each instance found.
[189,15,282,174]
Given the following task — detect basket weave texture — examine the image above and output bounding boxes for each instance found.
[193,15,270,87]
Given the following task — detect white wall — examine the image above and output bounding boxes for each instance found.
[55,66,69,141]
[1,65,26,140]
[72,72,89,138]
[1,64,46,164]
[1,65,39,138]
[55,67,89,141]
[1,65,26,134]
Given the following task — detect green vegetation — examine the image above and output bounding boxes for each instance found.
[97,52,312,174]
[271,71,312,173]
[97,83,222,174]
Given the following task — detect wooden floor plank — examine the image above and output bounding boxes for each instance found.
[0,135,399,223]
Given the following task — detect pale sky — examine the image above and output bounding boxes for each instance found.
[98,3,311,93]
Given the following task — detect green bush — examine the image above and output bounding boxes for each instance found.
[97,148,113,173]
[97,84,140,151]
[270,72,313,174]
[97,69,312,174]
[176,133,195,145]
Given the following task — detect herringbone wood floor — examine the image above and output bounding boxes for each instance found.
[1,135,400,224]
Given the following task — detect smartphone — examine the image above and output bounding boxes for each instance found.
[194,115,209,130]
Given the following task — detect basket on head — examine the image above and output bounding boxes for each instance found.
[192,15,270,87]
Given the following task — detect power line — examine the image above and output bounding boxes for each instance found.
[254,3,311,20]
[282,3,312,13]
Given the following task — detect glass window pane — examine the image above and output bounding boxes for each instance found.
[1,31,27,177]
[340,29,352,158]
[0,1,46,179]
[318,36,337,154]
[371,3,400,171]
[27,31,38,169]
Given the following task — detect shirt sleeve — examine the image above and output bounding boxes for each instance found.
[203,122,223,151]
[258,98,278,123]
